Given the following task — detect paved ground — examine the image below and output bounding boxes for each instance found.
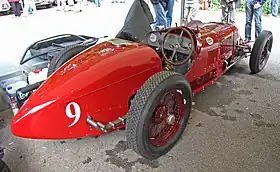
[0,1,280,172]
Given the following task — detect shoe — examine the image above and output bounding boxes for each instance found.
[244,38,251,43]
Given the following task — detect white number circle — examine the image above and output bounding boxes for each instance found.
[65,102,81,127]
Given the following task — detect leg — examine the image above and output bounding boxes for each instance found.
[229,2,236,23]
[21,0,25,8]
[96,0,100,7]
[189,5,198,21]
[62,0,67,10]
[270,0,278,16]
[254,6,262,39]
[153,3,167,30]
[77,0,82,11]
[31,0,37,12]
[189,4,198,20]
[183,5,191,25]
[10,2,17,16]
[56,0,62,10]
[221,5,227,22]
[166,0,175,28]
[245,0,253,41]
[15,2,21,16]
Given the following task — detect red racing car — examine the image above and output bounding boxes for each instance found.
[10,0,273,160]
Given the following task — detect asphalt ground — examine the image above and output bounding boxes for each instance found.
[0,1,280,171]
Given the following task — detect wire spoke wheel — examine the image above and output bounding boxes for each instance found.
[126,71,192,160]
[149,90,186,147]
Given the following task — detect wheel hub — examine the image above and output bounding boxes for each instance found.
[166,114,175,125]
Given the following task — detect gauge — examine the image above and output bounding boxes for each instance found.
[149,33,157,43]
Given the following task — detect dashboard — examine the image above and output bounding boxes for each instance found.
[145,31,193,55]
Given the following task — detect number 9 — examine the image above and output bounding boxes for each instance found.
[65,102,81,127]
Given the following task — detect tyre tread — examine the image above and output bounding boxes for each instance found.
[126,71,189,158]
[249,30,273,74]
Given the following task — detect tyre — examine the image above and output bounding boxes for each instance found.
[47,44,88,77]
[0,159,10,172]
[249,30,273,74]
[126,71,192,160]
[2,10,10,15]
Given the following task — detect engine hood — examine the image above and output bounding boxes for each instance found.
[22,39,160,106]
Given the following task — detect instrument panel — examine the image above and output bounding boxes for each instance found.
[146,31,193,55]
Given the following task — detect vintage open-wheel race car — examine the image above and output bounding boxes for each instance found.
[10,0,273,160]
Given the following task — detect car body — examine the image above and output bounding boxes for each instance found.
[34,0,55,8]
[0,0,10,13]
[10,0,273,160]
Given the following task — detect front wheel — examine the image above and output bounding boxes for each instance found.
[249,30,273,74]
[126,71,192,160]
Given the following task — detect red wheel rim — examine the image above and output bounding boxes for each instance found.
[148,90,186,147]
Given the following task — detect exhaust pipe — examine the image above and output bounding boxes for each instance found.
[86,115,127,133]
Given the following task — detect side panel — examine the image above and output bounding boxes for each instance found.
[11,41,163,139]
[186,24,238,94]
[186,31,220,93]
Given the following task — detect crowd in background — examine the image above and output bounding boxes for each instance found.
[151,0,277,41]
[6,0,279,41]
[6,0,129,17]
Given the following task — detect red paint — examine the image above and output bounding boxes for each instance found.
[11,41,162,139]
[11,23,243,140]
[186,23,240,93]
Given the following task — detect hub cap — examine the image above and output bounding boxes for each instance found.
[149,90,186,147]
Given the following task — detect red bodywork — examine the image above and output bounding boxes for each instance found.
[11,23,241,139]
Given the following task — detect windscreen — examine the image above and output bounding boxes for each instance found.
[115,0,154,42]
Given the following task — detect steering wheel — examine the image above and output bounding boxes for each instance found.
[161,26,195,66]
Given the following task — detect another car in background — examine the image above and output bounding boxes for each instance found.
[34,0,55,8]
[0,0,11,15]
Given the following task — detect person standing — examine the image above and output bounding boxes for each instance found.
[221,0,240,23]
[151,0,174,30]
[9,0,21,17]
[182,0,199,25]
[166,0,175,28]
[151,0,167,30]
[245,0,267,42]
[270,0,278,17]
[95,0,101,7]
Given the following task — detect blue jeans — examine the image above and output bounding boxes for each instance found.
[245,0,262,40]
[270,0,278,16]
[153,3,167,30]
[166,0,175,28]
[95,0,100,7]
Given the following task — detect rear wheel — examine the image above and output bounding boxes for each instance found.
[47,44,88,77]
[126,71,192,160]
[249,30,273,74]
